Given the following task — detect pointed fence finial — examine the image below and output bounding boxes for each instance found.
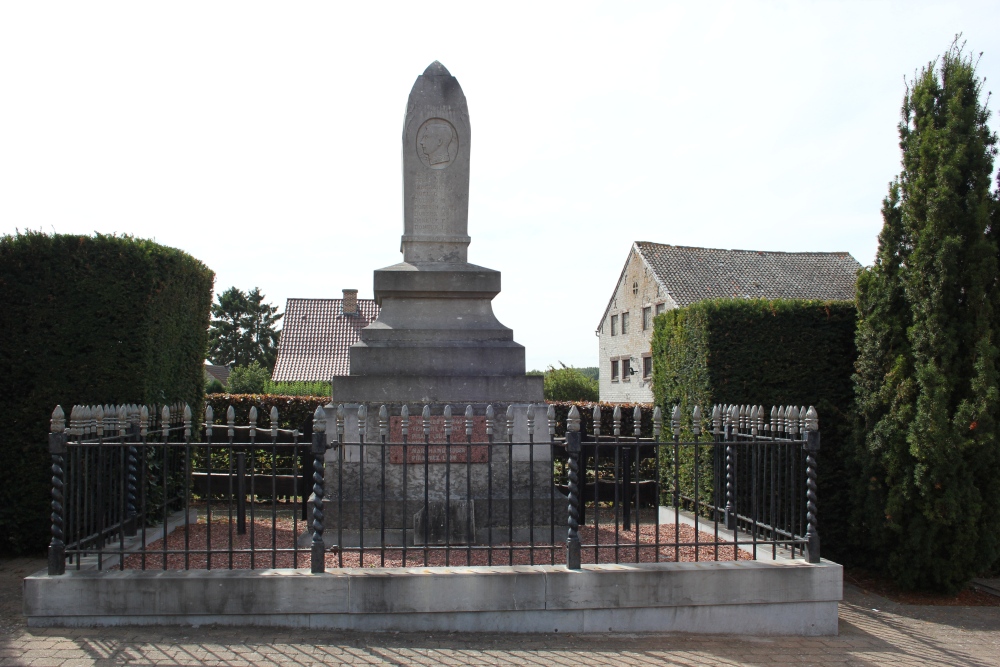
[401,404,410,437]
[50,406,66,434]
[769,406,778,434]
[422,404,431,436]
[613,406,621,436]
[336,404,345,437]
[592,405,602,437]
[633,405,642,437]
[270,406,279,438]
[692,405,702,436]
[227,405,235,437]
[547,404,556,438]
[379,405,389,437]
[443,404,453,437]
[671,404,681,437]
[712,405,721,434]
[526,404,535,436]
[117,404,128,436]
[505,404,515,439]
[95,405,105,437]
[787,405,799,435]
[139,405,149,437]
[653,406,662,439]
[466,405,475,437]
[750,405,758,436]
[183,404,192,439]
[486,404,495,436]
[313,405,326,433]
[205,404,214,437]
[567,405,580,432]
[805,406,819,431]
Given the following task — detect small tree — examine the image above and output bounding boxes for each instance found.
[853,40,1000,592]
[542,363,599,402]
[227,361,270,394]
[207,287,283,371]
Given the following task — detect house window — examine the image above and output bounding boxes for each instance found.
[621,357,631,382]
[621,312,629,335]
[632,281,638,295]
[611,360,619,382]
[610,314,618,336]
[642,306,651,331]
[655,302,666,316]
[643,356,653,379]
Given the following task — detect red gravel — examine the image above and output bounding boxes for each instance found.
[118,518,751,570]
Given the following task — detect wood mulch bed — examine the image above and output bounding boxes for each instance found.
[116,518,752,570]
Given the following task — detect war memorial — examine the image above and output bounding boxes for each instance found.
[24,62,841,635]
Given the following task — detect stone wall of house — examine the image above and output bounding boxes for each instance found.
[598,247,676,404]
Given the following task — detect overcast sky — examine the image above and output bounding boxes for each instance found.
[2,1,999,371]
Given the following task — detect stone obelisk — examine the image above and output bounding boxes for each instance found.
[331,61,542,404]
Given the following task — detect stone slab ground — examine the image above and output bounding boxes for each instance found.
[5,556,1000,665]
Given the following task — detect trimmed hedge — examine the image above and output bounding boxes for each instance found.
[0,232,213,554]
[650,298,858,563]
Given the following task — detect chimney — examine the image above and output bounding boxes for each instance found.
[342,289,358,316]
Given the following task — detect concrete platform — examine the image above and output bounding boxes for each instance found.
[24,559,842,635]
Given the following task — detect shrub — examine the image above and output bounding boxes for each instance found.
[262,380,330,397]
[542,365,599,402]
[650,298,858,563]
[0,232,213,554]
[227,361,270,394]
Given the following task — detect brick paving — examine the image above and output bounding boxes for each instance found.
[4,556,999,666]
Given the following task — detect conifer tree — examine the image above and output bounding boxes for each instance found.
[854,40,1000,592]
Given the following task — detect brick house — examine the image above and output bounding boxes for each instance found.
[597,242,862,404]
[271,289,380,382]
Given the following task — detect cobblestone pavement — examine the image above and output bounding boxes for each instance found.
[4,557,999,666]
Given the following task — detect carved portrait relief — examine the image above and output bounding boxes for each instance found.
[416,118,458,169]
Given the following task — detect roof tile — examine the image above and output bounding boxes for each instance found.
[271,298,380,382]
[635,242,861,307]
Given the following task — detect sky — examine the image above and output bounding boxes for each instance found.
[2,1,999,371]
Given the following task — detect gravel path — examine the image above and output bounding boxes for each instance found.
[115,519,750,570]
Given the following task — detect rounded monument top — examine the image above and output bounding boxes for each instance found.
[423,61,451,77]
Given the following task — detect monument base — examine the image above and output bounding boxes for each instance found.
[330,375,543,404]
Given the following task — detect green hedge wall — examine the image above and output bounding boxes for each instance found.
[650,298,858,563]
[0,232,213,554]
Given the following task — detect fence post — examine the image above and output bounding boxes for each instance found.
[311,406,328,573]
[565,406,581,570]
[48,406,67,576]
[804,406,821,564]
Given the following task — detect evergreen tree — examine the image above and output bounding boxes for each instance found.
[207,287,283,371]
[854,40,1000,592]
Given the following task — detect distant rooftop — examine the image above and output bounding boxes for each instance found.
[635,242,861,307]
[271,297,380,382]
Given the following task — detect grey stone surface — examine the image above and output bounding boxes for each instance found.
[413,500,475,545]
[331,61,541,404]
[24,560,843,635]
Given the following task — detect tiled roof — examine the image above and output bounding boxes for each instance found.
[635,242,861,308]
[271,298,380,382]
[204,364,231,385]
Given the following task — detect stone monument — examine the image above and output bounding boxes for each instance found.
[330,60,542,405]
[319,62,560,548]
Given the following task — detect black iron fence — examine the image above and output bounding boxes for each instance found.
[45,402,821,575]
